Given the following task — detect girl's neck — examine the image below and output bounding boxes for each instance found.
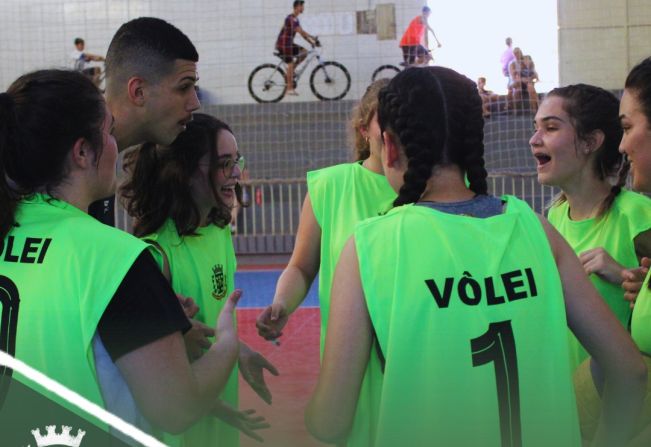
[419,166,476,203]
[562,176,612,220]
[361,154,383,175]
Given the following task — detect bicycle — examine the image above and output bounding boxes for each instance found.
[371,49,434,82]
[248,38,351,103]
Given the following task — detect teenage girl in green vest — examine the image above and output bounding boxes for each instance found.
[120,113,274,445]
[255,79,395,446]
[530,84,651,373]
[305,66,646,446]
[577,57,651,447]
[0,70,241,436]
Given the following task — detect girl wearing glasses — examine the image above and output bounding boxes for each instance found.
[120,113,274,446]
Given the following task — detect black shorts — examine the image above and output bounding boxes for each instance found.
[276,44,305,63]
[401,45,428,65]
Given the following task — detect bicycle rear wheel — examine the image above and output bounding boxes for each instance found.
[309,61,351,101]
[248,63,287,103]
[371,65,400,82]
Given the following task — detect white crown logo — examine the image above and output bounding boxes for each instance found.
[29,425,86,447]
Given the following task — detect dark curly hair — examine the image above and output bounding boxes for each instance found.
[377,66,487,207]
[546,84,627,217]
[120,113,248,237]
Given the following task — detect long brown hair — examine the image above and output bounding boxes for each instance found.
[120,113,247,237]
[546,84,628,217]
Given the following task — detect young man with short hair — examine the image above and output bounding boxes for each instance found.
[89,17,201,224]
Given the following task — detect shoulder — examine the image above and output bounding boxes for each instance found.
[610,190,651,232]
[308,163,357,184]
[615,189,651,208]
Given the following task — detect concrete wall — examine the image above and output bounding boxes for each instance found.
[0,0,424,103]
[559,0,651,89]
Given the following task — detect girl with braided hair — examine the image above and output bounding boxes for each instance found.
[255,78,395,446]
[530,84,651,373]
[306,66,645,446]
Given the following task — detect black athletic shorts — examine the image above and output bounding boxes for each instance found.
[276,44,305,63]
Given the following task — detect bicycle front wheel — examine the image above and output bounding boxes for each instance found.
[248,64,287,103]
[310,61,351,101]
[371,65,400,82]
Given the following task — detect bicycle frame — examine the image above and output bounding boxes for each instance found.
[274,45,324,84]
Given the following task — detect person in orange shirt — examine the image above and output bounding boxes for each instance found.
[399,6,441,66]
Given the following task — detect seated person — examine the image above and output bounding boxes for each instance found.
[477,77,500,117]
[521,55,539,112]
[70,37,105,87]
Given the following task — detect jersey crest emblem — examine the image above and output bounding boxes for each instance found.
[211,264,226,300]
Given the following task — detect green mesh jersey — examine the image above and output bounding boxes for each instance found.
[307,161,395,447]
[0,194,146,429]
[633,272,651,355]
[355,196,580,447]
[145,219,238,447]
[548,190,651,370]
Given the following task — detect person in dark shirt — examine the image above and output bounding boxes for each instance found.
[89,17,201,226]
[275,0,317,96]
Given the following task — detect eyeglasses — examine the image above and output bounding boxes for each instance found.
[218,155,246,177]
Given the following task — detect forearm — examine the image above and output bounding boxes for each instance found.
[273,264,315,314]
[118,332,239,434]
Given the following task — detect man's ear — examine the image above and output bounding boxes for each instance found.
[127,77,146,106]
[70,137,93,169]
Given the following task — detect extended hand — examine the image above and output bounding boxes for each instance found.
[256,303,289,342]
[239,343,279,404]
[622,257,651,308]
[579,247,625,284]
[212,399,270,443]
[184,319,215,362]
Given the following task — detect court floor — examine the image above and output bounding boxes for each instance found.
[235,267,327,447]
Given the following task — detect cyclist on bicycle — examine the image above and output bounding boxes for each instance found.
[275,0,317,96]
[70,37,105,87]
[399,6,441,66]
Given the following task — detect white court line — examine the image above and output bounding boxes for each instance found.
[0,351,166,447]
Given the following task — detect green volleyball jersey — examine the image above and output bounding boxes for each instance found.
[548,190,651,369]
[355,196,580,447]
[0,194,146,428]
[307,161,395,447]
[307,162,396,348]
[145,219,238,447]
[632,272,651,355]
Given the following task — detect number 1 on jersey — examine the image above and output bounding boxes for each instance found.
[471,320,522,447]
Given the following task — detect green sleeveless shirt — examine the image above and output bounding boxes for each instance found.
[145,219,238,447]
[0,194,146,427]
[307,162,395,447]
[632,272,651,355]
[355,196,580,446]
[548,190,651,370]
